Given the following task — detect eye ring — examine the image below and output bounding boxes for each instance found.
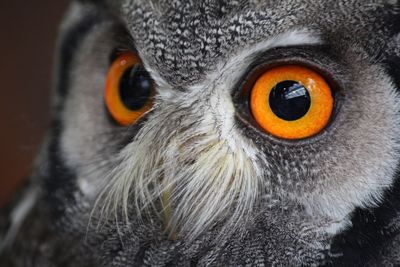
[105,52,154,126]
[250,65,334,140]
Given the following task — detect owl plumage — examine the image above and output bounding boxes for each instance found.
[2,0,400,266]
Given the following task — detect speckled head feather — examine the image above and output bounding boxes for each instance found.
[2,0,400,266]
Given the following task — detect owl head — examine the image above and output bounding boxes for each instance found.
[4,0,400,266]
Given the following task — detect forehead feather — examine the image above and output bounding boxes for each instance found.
[103,0,398,86]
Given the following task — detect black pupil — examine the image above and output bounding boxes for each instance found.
[269,80,311,121]
[119,65,152,110]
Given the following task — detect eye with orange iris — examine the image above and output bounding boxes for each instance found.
[250,65,334,140]
[105,52,154,126]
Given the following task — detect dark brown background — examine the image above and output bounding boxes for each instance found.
[0,1,70,207]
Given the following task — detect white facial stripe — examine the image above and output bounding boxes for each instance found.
[211,28,321,88]
[141,57,174,99]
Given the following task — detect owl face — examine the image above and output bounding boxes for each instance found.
[43,0,400,266]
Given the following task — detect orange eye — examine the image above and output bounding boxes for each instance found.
[250,65,333,140]
[105,52,154,126]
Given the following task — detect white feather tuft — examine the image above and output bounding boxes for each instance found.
[97,105,261,240]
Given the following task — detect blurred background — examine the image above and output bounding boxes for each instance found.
[0,1,70,208]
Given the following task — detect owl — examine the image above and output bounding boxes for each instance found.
[1,0,400,266]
